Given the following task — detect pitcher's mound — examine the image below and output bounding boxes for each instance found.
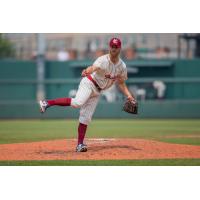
[0,138,200,160]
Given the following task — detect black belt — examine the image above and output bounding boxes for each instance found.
[87,75,102,91]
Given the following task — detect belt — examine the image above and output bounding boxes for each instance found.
[87,75,102,91]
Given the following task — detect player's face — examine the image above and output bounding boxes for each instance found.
[109,45,121,57]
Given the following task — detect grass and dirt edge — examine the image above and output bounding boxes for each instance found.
[0,159,200,166]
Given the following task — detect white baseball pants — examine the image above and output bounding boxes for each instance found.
[71,77,100,125]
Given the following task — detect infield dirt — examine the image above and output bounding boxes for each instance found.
[0,138,200,160]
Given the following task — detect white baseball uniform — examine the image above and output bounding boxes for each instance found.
[71,54,127,125]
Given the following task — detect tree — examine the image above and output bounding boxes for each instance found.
[0,34,14,59]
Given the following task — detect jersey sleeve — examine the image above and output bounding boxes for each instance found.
[120,63,128,81]
[93,56,106,70]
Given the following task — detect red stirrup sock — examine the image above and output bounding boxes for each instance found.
[47,98,71,106]
[78,123,88,145]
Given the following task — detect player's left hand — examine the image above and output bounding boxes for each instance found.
[123,97,138,114]
[127,95,135,102]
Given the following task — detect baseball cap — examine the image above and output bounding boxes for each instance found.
[109,38,122,48]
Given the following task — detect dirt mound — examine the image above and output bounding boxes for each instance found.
[0,138,200,160]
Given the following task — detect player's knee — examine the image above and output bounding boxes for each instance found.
[79,117,91,125]
[71,99,84,108]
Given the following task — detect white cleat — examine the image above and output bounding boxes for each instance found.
[39,100,49,113]
[76,144,87,152]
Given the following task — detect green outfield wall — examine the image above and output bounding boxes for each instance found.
[0,59,200,118]
[0,100,200,119]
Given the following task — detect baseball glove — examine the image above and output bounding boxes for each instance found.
[123,99,138,114]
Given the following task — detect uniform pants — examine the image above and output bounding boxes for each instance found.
[71,77,100,125]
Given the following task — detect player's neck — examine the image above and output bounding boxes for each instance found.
[109,54,119,65]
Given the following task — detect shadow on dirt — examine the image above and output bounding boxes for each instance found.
[89,145,141,152]
[37,150,68,155]
[36,145,141,155]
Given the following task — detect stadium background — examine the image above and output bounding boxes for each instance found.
[0,33,200,119]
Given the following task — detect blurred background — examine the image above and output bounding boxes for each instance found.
[0,33,200,118]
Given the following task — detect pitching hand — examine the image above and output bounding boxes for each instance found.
[81,69,89,77]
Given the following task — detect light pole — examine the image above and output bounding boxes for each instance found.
[36,33,46,101]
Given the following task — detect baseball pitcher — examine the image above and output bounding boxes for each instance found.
[39,38,137,152]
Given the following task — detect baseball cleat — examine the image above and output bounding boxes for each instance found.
[39,100,49,113]
[76,144,87,152]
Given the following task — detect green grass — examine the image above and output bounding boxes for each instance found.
[0,119,200,166]
[0,119,200,145]
[0,159,200,166]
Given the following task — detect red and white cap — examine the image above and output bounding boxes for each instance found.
[109,38,122,48]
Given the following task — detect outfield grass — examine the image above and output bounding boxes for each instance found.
[0,119,200,145]
[0,119,200,166]
[0,159,200,166]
